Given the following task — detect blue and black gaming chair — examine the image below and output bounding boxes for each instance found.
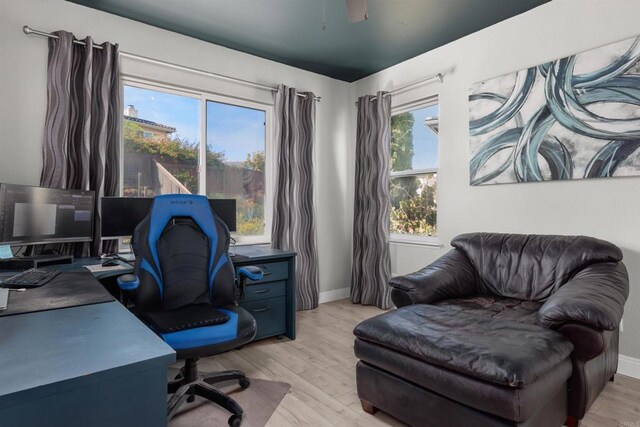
[116,194,263,426]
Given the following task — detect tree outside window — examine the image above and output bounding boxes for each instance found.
[389,103,439,238]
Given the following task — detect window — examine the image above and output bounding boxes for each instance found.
[123,86,200,198]
[122,81,271,244]
[206,101,266,237]
[389,101,439,243]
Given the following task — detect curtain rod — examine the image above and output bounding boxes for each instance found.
[22,26,321,102]
[354,72,444,105]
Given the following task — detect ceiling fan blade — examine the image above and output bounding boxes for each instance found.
[345,0,368,23]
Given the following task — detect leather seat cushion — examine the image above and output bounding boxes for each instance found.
[353,304,574,388]
[434,294,542,324]
[355,339,572,422]
[167,304,257,359]
[143,303,230,333]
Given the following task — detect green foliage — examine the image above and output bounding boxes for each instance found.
[390,177,437,236]
[209,190,265,237]
[171,170,198,194]
[237,217,264,235]
[124,121,266,237]
[391,112,414,172]
[390,112,419,204]
[124,121,225,167]
[389,112,437,236]
[244,151,265,172]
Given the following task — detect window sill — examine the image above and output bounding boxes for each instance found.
[389,236,442,248]
[232,241,271,247]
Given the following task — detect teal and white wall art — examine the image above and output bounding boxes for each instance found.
[469,35,640,185]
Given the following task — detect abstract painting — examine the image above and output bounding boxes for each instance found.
[469,35,640,185]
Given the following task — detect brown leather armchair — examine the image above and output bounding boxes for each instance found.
[354,233,629,427]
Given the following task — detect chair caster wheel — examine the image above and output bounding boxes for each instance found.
[228,414,242,426]
[239,377,251,389]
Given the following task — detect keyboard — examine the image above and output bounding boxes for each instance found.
[0,268,60,289]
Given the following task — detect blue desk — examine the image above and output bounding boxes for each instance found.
[0,246,294,426]
[0,295,175,426]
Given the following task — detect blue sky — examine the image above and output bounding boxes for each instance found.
[124,85,200,141]
[124,85,437,166]
[124,85,265,162]
[206,102,265,162]
[406,104,439,170]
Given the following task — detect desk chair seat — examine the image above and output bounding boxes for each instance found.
[118,195,263,427]
[143,303,256,358]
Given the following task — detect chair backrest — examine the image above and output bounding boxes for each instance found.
[451,232,623,301]
[131,194,236,311]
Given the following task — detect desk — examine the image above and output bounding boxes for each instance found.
[0,245,294,426]
[0,302,175,427]
[232,246,297,340]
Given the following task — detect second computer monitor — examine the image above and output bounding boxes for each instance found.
[101,197,236,238]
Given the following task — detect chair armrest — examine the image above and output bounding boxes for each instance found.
[390,249,478,307]
[117,274,140,291]
[237,266,264,282]
[556,323,614,362]
[538,262,629,331]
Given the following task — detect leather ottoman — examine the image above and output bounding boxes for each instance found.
[354,305,574,427]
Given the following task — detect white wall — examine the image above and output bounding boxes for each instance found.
[2,0,640,358]
[0,0,355,295]
[354,0,640,358]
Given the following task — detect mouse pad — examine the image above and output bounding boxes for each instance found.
[0,270,115,317]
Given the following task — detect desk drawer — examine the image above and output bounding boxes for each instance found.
[241,297,286,339]
[246,261,288,284]
[242,281,285,302]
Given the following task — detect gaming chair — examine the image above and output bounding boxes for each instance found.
[117,194,263,426]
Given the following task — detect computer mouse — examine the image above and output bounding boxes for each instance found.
[102,260,119,267]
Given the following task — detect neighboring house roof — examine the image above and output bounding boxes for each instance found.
[124,116,177,133]
[424,117,439,135]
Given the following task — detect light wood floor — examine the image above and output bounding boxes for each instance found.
[206,299,640,426]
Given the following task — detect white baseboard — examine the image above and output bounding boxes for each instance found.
[319,286,350,304]
[618,354,640,380]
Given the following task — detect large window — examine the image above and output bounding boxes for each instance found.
[123,86,200,197]
[122,82,271,243]
[389,101,439,243]
[206,101,266,237]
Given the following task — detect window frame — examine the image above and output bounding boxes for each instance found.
[120,77,274,245]
[388,96,440,247]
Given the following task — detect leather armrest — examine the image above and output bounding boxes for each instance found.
[538,262,629,331]
[556,323,613,362]
[237,266,264,281]
[390,249,478,307]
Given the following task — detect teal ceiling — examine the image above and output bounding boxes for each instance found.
[66,0,549,82]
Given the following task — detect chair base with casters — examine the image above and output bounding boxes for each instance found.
[167,357,250,426]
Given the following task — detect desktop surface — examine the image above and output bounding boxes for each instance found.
[0,270,115,318]
[0,302,175,402]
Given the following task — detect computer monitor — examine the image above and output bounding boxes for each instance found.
[0,183,95,246]
[101,197,237,238]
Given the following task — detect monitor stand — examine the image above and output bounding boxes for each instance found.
[0,255,74,271]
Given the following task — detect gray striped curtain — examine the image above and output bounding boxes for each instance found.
[272,85,319,310]
[41,31,121,257]
[350,92,393,309]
